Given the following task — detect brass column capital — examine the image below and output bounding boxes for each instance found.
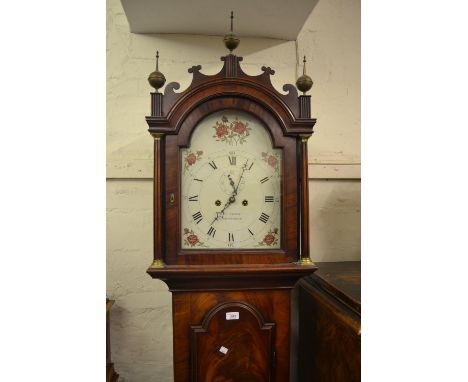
[299,134,311,143]
[151,132,164,140]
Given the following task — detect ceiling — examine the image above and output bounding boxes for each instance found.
[120,0,319,41]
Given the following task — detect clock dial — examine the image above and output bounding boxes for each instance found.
[181,111,282,249]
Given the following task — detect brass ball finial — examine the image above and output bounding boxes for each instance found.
[223,11,240,53]
[148,51,166,92]
[296,56,313,94]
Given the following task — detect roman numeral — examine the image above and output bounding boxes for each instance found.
[188,195,198,202]
[265,196,274,203]
[208,161,217,170]
[228,232,234,242]
[248,228,254,236]
[243,160,253,170]
[193,178,203,182]
[229,156,236,166]
[207,226,216,238]
[192,211,203,224]
[260,177,270,184]
[259,213,270,224]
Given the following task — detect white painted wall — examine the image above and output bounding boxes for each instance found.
[298,0,361,168]
[107,0,360,380]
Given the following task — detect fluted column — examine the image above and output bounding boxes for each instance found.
[298,134,313,265]
[151,133,165,268]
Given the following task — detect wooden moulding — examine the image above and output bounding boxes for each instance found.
[147,263,317,292]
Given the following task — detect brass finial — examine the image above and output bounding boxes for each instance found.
[296,56,313,95]
[223,11,240,53]
[148,50,166,92]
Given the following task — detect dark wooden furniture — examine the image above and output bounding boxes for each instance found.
[106,299,119,382]
[297,262,361,382]
[145,51,317,381]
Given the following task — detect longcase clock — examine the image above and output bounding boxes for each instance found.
[145,19,317,382]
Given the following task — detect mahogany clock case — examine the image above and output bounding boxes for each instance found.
[145,54,318,382]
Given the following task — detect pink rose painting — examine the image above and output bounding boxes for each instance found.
[187,234,199,246]
[258,228,279,247]
[261,152,280,173]
[216,124,228,138]
[263,234,275,245]
[183,228,206,247]
[183,150,203,173]
[186,153,197,165]
[232,121,247,135]
[267,155,278,167]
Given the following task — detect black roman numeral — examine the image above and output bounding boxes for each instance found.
[229,156,236,166]
[228,232,234,242]
[248,162,254,170]
[265,196,274,203]
[207,226,216,238]
[193,178,203,182]
[248,228,254,236]
[188,195,198,202]
[260,177,270,184]
[192,211,203,224]
[208,161,217,170]
[259,213,270,224]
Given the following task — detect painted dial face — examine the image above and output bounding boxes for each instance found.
[181,111,282,249]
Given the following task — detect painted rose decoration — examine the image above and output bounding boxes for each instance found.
[268,155,278,167]
[263,233,275,245]
[257,228,279,247]
[183,150,203,172]
[232,120,247,135]
[183,228,206,247]
[187,233,199,246]
[186,153,197,165]
[215,123,229,138]
[212,116,251,145]
[261,152,280,173]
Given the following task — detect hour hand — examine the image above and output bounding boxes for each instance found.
[211,195,235,224]
[211,211,224,225]
[227,174,236,193]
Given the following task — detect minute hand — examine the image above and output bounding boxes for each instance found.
[233,160,250,195]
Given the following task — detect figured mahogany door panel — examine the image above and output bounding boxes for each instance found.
[173,290,291,382]
[191,301,275,382]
